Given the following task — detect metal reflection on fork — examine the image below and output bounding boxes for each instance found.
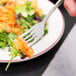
[19,0,64,47]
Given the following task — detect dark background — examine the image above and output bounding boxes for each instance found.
[0,0,76,76]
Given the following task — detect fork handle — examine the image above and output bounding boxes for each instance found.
[42,0,64,27]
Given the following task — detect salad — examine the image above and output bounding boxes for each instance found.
[0,0,48,71]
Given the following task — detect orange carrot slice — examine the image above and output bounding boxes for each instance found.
[14,37,34,58]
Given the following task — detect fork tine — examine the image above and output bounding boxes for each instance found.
[28,38,39,47]
[24,34,33,40]
[19,29,32,38]
[26,35,37,43]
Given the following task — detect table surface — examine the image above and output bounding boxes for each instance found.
[0,2,76,76]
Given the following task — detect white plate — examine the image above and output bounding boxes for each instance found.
[0,0,65,63]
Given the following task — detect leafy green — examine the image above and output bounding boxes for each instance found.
[10,47,21,58]
[15,1,35,17]
[8,32,18,40]
[25,15,38,25]
[25,15,34,22]
[5,47,20,71]
[8,40,20,56]
[15,5,27,17]
[5,40,21,71]
[0,31,21,71]
[25,1,35,16]
[44,27,48,35]
[16,17,32,32]
[21,18,32,28]
[44,23,48,35]
[41,15,46,19]
[0,30,8,48]
[0,42,7,49]
[0,30,18,49]
[32,20,38,25]
[8,39,21,60]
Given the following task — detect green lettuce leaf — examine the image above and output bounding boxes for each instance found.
[0,30,8,48]
[8,32,18,40]
[15,1,35,17]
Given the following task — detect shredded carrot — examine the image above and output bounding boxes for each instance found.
[0,5,23,35]
[5,1,17,8]
[14,37,34,58]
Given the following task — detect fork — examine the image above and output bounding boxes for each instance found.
[19,0,64,47]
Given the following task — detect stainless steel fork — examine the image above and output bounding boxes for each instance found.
[19,0,64,46]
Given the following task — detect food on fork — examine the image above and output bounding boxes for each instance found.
[14,37,34,58]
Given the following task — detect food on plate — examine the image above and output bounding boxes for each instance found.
[0,0,48,71]
[32,0,43,17]
[14,37,34,58]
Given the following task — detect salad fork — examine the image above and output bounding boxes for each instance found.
[19,0,64,46]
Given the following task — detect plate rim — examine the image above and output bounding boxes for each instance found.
[0,0,65,63]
